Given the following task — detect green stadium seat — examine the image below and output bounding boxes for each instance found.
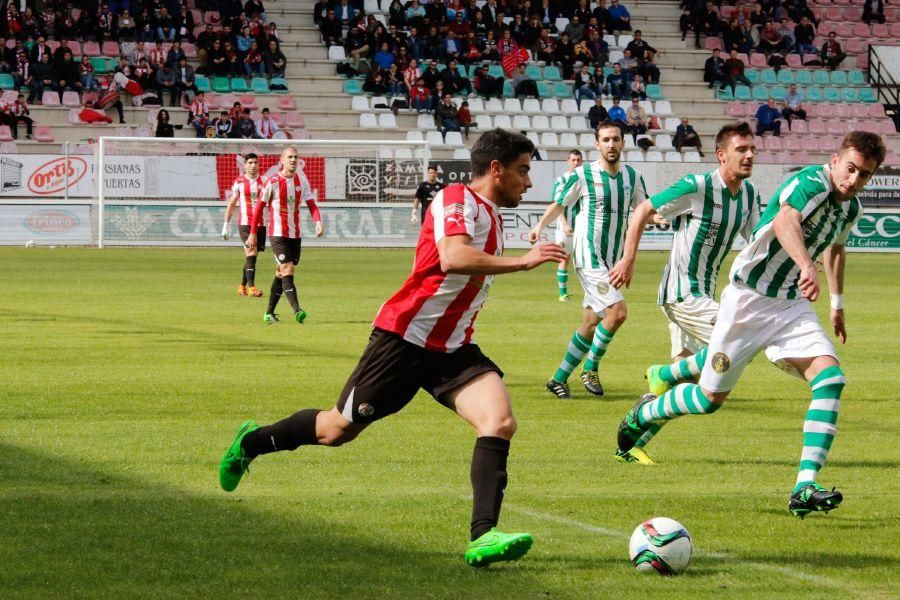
[841,87,859,102]
[603,66,613,78]
[487,64,504,78]
[251,77,269,93]
[0,73,13,90]
[269,77,289,93]
[859,87,877,102]
[230,78,249,93]
[777,69,795,84]
[830,70,848,86]
[553,82,570,98]
[795,70,813,85]
[770,85,786,101]
[744,69,760,85]
[813,70,830,85]
[646,84,664,100]
[213,76,231,93]
[91,57,114,74]
[824,87,841,102]
[524,65,542,80]
[502,80,514,98]
[805,86,823,102]
[542,65,561,81]
[537,81,551,98]
[717,87,735,100]
[848,70,866,85]
[343,78,363,95]
[194,75,211,93]
[760,69,777,85]
[734,85,751,100]
[467,64,479,78]
[752,85,769,101]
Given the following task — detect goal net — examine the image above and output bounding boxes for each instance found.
[96,137,430,247]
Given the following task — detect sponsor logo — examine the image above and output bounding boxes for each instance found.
[278,253,286,260]
[27,157,88,195]
[444,202,465,218]
[712,352,731,373]
[596,281,610,295]
[24,210,79,234]
[357,403,375,418]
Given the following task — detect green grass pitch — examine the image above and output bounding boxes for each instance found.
[2,247,898,599]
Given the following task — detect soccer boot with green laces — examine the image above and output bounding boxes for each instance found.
[295,308,307,324]
[558,293,571,302]
[614,446,657,465]
[545,379,571,399]
[464,528,534,567]
[580,370,604,396]
[616,393,658,453]
[789,483,843,518]
[218,420,259,492]
[263,312,280,324]
[645,364,672,397]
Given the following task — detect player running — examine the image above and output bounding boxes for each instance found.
[552,149,583,301]
[607,122,762,464]
[615,131,886,517]
[246,147,324,324]
[219,129,566,567]
[222,153,267,297]
[529,122,649,399]
[411,164,446,225]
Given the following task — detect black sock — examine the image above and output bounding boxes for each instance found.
[267,276,282,313]
[281,274,301,313]
[470,436,510,541]
[245,255,257,287]
[241,409,322,458]
[241,258,249,286]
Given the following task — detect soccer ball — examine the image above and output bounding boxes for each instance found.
[628,517,693,575]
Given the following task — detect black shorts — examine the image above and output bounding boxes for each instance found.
[336,328,504,424]
[239,225,266,252]
[269,236,301,265]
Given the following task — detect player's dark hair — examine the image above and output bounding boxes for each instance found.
[568,149,583,157]
[715,121,753,150]
[244,152,258,161]
[594,120,624,141]
[470,128,534,177]
[840,131,887,167]
[427,164,437,172]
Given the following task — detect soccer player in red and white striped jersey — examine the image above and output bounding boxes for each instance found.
[222,153,267,297]
[220,130,567,567]
[247,147,323,324]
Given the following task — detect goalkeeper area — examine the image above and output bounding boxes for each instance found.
[3,246,898,598]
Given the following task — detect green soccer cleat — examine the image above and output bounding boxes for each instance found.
[616,393,658,453]
[614,446,657,465]
[218,420,259,492]
[789,483,843,518]
[295,309,307,324]
[464,528,534,568]
[263,312,280,324]
[645,364,672,397]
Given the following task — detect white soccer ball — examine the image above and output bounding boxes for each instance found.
[24,239,35,248]
[628,517,693,575]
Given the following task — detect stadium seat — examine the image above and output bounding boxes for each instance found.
[475,115,492,130]
[783,136,803,152]
[860,88,877,102]
[41,90,61,107]
[494,114,512,129]
[750,53,768,68]
[502,80,514,98]
[540,132,559,147]
[639,100,653,114]
[378,113,397,128]
[210,76,229,93]
[654,100,673,116]
[452,148,471,159]
[717,87,734,100]
[851,103,870,118]
[0,125,12,142]
[251,78,269,93]
[570,116,588,130]
[61,91,81,108]
[734,86,752,101]
[806,86,823,102]
[359,113,377,128]
[466,98,484,113]
[559,99,579,114]
[824,87,841,102]
[230,78,249,93]
[543,65,561,81]
[34,126,54,143]
[522,98,541,114]
[550,115,569,130]
[664,151,683,162]
[351,96,369,111]
[765,136,783,151]
[645,150,663,162]
[481,98,501,113]
[0,73,14,90]
[853,22,870,36]
[204,10,221,24]
[646,84,664,100]
[406,130,424,142]
[445,131,463,146]
[553,82,571,99]
[618,34,634,48]
[82,41,101,57]
[795,70,813,86]
[625,150,644,162]
[869,103,886,118]
[655,134,674,151]
[285,112,305,128]
[193,75,211,93]
[744,69,760,85]
[761,69,778,85]
[504,98,521,113]
[328,46,346,61]
[704,37,724,51]
[536,82,551,99]
[791,119,808,133]
[808,119,827,134]
[786,54,802,69]
[831,71,848,86]
[269,77,289,93]
[770,86,786,101]
[752,86,769,101]
[664,117,680,131]
[343,79,363,95]
[579,133,595,147]
[512,114,531,130]
[848,70,866,86]
[525,131,540,146]
[683,151,701,162]
[238,94,257,109]
[541,99,560,113]
[370,95,387,109]
[856,53,869,70]
[101,41,119,57]
[777,70,795,85]
[416,113,434,129]
[726,101,745,117]
[836,103,854,119]
[425,131,443,145]
[487,64,504,78]
[524,65,542,80]
[813,71,831,86]
[531,115,550,131]
[555,17,570,32]
[559,132,578,147]
[892,22,900,38]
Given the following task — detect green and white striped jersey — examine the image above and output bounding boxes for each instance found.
[554,161,648,269]
[551,173,575,229]
[651,170,761,305]
[731,164,862,300]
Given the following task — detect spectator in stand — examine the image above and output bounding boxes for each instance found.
[422,60,442,93]
[673,117,704,156]
[319,9,343,47]
[174,6,195,42]
[167,40,187,68]
[749,2,768,29]
[30,36,52,65]
[223,40,241,76]
[386,63,405,97]
[553,32,575,79]
[155,63,178,106]
[586,30,609,66]
[255,108,280,139]
[149,40,166,69]
[781,83,806,130]
[605,62,627,99]
[757,20,783,55]
[625,30,656,61]
[206,39,228,76]
[457,100,473,140]
[54,50,81,102]
[155,6,177,42]
[118,9,136,40]
[574,63,598,109]
[131,40,148,66]
[134,57,156,92]
[625,95,648,142]
[435,93,461,141]
[441,59,472,96]
[820,32,846,71]
[345,23,371,72]
[679,8,693,41]
[244,40,266,75]
[695,1,719,50]
[793,16,816,61]
[630,73,646,100]
[776,18,794,53]
[374,42,394,72]
[362,69,388,94]
[135,6,154,42]
[246,0,267,21]
[265,40,287,77]
[573,40,594,65]
[474,65,504,98]
[564,14,586,43]
[155,108,175,137]
[403,58,419,93]
[704,48,727,89]
[755,97,782,136]
[189,91,211,135]
[28,52,55,104]
[234,108,257,138]
[608,0,632,32]
[78,99,114,124]
[175,57,196,104]
[443,30,463,62]
[7,94,33,139]
[588,96,609,130]
[722,17,743,53]
[0,36,13,73]
[213,110,233,138]
[512,63,539,99]
[405,0,426,27]
[410,77,434,112]
[608,97,626,126]
[723,49,752,95]
[97,4,115,42]
[863,0,885,24]
[618,48,639,84]
[79,55,99,91]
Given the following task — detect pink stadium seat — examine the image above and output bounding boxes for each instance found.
[869,103,886,118]
[819,134,840,151]
[82,41,101,57]
[294,129,311,140]
[844,7,863,20]
[190,9,203,25]
[277,96,296,110]
[825,7,843,20]
[146,108,159,123]
[41,90,61,106]
[750,53,768,68]
[836,104,854,119]
[47,40,60,52]
[0,125,12,142]
[755,151,776,164]
[726,101,745,117]
[876,120,896,135]
[808,119,828,134]
[705,37,724,51]
[271,112,285,127]
[851,22,869,37]
[82,90,99,105]
[135,126,151,137]
[803,53,824,65]
[857,53,868,69]
[845,38,867,54]
[852,104,871,118]
[783,136,803,152]
[0,141,17,153]
[204,11,221,24]
[61,91,81,108]
[766,136,784,151]
[238,94,257,109]
[219,93,238,108]
[825,117,848,133]
[67,108,81,124]
[891,23,900,38]
[34,126,54,143]
[3,38,13,49]
[817,21,835,36]
[872,24,890,38]
[886,8,899,22]
[249,109,261,121]
[1,90,17,103]
[736,52,749,65]
[816,103,836,118]
[102,41,120,57]
[67,41,82,56]
[115,126,134,137]
[791,119,808,133]
[193,25,206,38]
[285,112,305,128]
[720,6,735,19]
[786,54,802,68]
[206,93,220,109]
[182,43,197,58]
[789,152,813,165]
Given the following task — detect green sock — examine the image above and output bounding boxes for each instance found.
[794,365,845,493]
[556,268,568,296]
[582,323,614,372]
[637,383,720,427]
[552,331,591,383]
[659,348,709,385]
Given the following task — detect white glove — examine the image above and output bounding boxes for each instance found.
[410,208,418,224]
[221,222,229,239]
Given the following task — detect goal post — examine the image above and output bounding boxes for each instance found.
[95,137,430,248]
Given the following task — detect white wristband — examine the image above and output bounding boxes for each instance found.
[830,293,844,310]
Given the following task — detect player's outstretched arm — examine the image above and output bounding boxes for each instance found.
[439,234,567,275]
[609,199,656,289]
[823,244,847,343]
[528,202,564,244]
[773,204,819,301]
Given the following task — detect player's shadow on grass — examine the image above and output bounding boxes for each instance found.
[1,444,560,597]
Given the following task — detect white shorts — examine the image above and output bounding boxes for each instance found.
[554,226,573,254]
[699,284,837,392]
[662,296,719,357]
[576,266,624,315]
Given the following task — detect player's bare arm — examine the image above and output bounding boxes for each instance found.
[823,243,847,343]
[439,234,566,275]
[773,204,819,301]
[609,199,656,289]
[222,190,239,239]
[528,202,565,244]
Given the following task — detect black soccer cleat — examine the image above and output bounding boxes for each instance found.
[545,379,571,399]
[789,483,843,518]
[580,370,604,396]
[616,393,657,453]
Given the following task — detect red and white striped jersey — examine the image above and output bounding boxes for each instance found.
[230,174,265,227]
[259,172,316,238]
[373,184,504,352]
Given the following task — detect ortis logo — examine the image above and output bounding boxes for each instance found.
[24,210,79,234]
[27,157,88,195]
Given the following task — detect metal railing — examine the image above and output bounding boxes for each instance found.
[867,45,900,131]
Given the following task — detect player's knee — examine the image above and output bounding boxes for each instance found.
[705,390,729,407]
[608,303,628,326]
[319,425,360,447]
[481,414,517,439]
